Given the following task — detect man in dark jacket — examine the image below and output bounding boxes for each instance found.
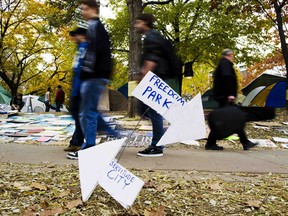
[135,14,180,157]
[206,49,257,150]
[67,0,117,160]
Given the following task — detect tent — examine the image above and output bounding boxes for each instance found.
[0,86,12,104]
[21,95,68,112]
[201,89,245,109]
[98,88,128,111]
[242,86,265,106]
[249,81,287,108]
[242,73,286,96]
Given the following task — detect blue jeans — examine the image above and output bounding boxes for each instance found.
[140,103,164,147]
[79,78,116,149]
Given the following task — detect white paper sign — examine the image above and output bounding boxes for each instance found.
[132,71,185,119]
[157,93,206,146]
[78,138,127,202]
[132,71,206,146]
[99,160,144,209]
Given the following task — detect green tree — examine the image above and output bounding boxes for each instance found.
[0,0,76,102]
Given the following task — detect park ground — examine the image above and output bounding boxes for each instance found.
[0,109,287,215]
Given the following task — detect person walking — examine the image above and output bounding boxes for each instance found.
[55,85,65,112]
[44,87,52,112]
[205,49,257,150]
[135,14,180,157]
[67,0,117,160]
[64,27,88,152]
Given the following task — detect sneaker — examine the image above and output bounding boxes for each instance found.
[137,146,163,157]
[64,146,81,152]
[243,141,258,150]
[67,152,78,160]
[205,144,224,150]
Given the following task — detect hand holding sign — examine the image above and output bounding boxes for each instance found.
[132,72,206,146]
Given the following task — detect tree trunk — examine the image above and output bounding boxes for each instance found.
[126,0,142,117]
[274,3,288,75]
[273,2,288,107]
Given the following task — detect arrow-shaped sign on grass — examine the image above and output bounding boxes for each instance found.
[78,138,144,208]
[132,71,206,146]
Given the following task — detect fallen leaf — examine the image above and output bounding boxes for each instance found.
[30,182,47,191]
[144,179,156,188]
[55,190,71,198]
[226,187,241,192]
[245,200,262,208]
[40,199,50,210]
[156,183,171,191]
[210,199,217,206]
[209,183,222,190]
[66,199,82,209]
[144,206,165,216]
[41,207,64,216]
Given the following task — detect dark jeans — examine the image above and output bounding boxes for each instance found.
[45,101,50,112]
[70,96,84,147]
[139,102,164,147]
[56,101,62,112]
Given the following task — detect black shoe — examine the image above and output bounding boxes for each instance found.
[67,152,78,160]
[137,146,163,157]
[243,141,258,150]
[205,145,224,150]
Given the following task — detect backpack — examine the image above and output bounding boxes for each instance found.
[161,39,182,78]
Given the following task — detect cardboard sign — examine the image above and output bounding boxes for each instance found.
[132,71,206,146]
[99,160,144,208]
[132,72,185,118]
[78,138,127,202]
[157,93,206,146]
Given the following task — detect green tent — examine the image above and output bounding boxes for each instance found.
[0,86,12,104]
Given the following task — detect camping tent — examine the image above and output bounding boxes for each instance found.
[21,95,68,112]
[0,86,12,104]
[242,73,286,95]
[98,88,128,111]
[242,86,265,106]
[249,81,287,108]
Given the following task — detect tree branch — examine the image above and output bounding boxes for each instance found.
[280,0,287,8]
[143,0,173,9]
[255,0,277,25]
[112,48,130,53]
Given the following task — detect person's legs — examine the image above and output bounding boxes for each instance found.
[65,96,83,151]
[238,128,257,150]
[79,79,107,150]
[56,102,61,112]
[97,113,118,137]
[137,107,164,157]
[45,102,50,112]
[205,130,224,150]
[146,108,164,147]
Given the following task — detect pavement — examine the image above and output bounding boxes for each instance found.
[1,143,288,174]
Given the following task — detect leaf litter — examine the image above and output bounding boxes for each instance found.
[0,163,287,215]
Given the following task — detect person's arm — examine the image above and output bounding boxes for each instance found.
[138,34,161,80]
[219,61,237,103]
[139,60,157,80]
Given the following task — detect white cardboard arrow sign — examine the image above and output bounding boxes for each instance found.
[132,71,206,146]
[78,138,126,202]
[78,138,144,209]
